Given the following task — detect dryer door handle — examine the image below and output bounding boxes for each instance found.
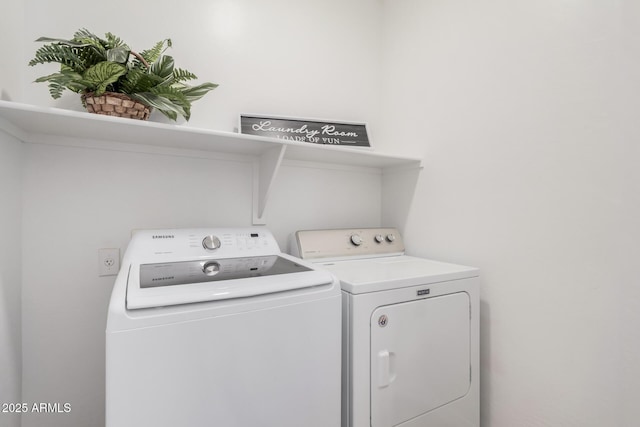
[377,350,396,388]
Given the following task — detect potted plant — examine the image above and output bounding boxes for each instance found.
[28,28,218,121]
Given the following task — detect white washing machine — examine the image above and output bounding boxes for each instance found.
[291,228,480,427]
[106,227,341,427]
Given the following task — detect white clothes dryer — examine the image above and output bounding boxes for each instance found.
[291,228,480,427]
[106,227,341,427]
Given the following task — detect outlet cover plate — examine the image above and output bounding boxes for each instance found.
[98,248,120,277]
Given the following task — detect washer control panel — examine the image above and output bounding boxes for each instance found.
[130,227,280,263]
[292,227,405,260]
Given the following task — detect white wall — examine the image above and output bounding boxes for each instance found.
[0,0,24,101]
[381,0,640,426]
[268,161,382,253]
[7,1,385,426]
[0,131,23,427]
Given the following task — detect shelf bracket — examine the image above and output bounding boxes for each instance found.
[252,145,287,225]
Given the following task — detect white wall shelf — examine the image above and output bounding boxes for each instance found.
[0,100,422,224]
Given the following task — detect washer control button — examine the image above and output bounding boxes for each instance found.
[386,234,396,243]
[202,261,220,276]
[350,234,363,246]
[202,235,222,251]
[374,234,384,243]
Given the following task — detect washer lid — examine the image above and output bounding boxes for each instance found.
[126,254,334,309]
[318,255,479,294]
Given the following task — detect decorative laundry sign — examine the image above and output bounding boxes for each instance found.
[240,115,370,147]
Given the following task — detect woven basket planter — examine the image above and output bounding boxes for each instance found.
[81,92,152,120]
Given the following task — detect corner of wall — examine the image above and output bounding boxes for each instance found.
[0,129,24,427]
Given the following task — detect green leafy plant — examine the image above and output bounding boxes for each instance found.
[28,28,218,121]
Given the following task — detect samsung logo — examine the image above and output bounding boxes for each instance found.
[152,276,175,281]
[152,235,175,239]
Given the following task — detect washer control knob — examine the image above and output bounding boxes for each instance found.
[374,234,384,243]
[202,235,221,251]
[350,234,363,246]
[202,261,220,276]
[386,234,396,243]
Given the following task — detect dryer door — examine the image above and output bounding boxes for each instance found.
[370,292,471,427]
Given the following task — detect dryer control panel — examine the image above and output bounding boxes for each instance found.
[292,228,405,260]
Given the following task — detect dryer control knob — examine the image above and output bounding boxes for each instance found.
[202,261,220,276]
[374,234,384,243]
[202,235,222,251]
[350,234,363,246]
[386,234,396,243]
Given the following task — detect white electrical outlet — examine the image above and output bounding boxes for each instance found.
[99,248,120,277]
